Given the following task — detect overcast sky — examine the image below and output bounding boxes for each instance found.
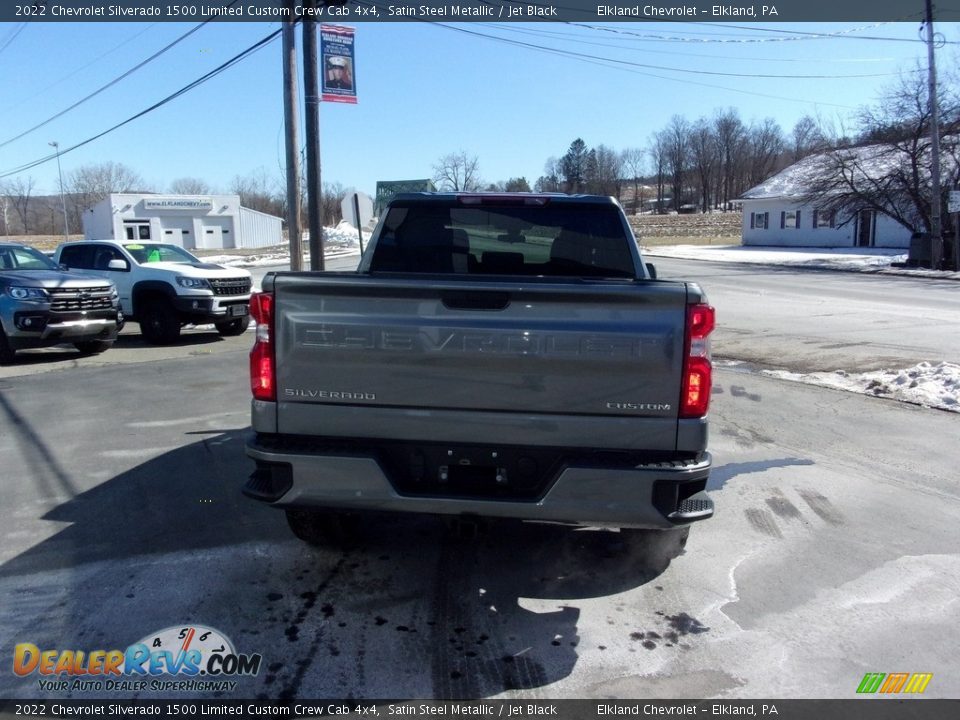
[1,19,957,198]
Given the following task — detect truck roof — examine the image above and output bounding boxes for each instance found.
[389,192,621,206]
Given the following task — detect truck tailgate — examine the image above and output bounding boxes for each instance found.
[269,273,691,451]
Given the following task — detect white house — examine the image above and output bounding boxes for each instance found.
[83,193,283,250]
[739,151,914,249]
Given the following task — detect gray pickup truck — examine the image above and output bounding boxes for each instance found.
[244,193,715,550]
[0,242,120,363]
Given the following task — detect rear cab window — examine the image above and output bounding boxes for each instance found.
[368,198,637,278]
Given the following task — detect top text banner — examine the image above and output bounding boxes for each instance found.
[4,0,955,23]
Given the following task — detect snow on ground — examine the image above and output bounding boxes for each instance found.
[761,362,960,414]
[202,221,367,268]
[643,244,960,280]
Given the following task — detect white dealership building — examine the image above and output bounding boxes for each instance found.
[83,193,283,250]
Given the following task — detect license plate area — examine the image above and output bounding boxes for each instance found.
[227,303,249,317]
[441,463,505,486]
[381,444,563,500]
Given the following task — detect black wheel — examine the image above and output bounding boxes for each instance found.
[215,317,248,336]
[139,301,181,345]
[74,339,114,355]
[0,328,16,365]
[285,509,361,548]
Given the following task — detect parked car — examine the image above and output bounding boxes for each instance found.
[0,242,120,364]
[54,240,253,345]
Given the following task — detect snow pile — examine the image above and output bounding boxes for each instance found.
[323,220,368,255]
[201,223,369,269]
[644,244,908,269]
[763,362,960,413]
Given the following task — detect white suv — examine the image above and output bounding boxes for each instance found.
[55,240,253,345]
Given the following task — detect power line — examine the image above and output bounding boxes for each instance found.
[687,18,958,44]
[568,20,951,45]
[0,27,283,179]
[0,0,243,150]
[473,22,908,64]
[0,22,27,56]
[432,23,859,110]
[7,24,161,114]
[436,23,911,80]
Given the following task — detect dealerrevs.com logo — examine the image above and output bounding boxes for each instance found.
[13,625,262,693]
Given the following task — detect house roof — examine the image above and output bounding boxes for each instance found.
[740,138,956,202]
[740,154,833,201]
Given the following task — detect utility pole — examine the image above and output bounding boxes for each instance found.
[303,0,324,270]
[924,0,943,269]
[282,4,303,271]
[49,141,69,242]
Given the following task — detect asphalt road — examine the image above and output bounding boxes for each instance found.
[648,256,960,373]
[0,259,957,701]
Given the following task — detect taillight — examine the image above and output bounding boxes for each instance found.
[249,292,275,401]
[680,303,715,418]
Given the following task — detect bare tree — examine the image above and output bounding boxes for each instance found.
[620,148,646,213]
[584,149,599,194]
[714,109,746,210]
[791,115,828,162]
[689,119,719,212]
[745,118,786,187]
[9,176,36,235]
[584,144,622,197]
[169,177,212,194]
[0,181,12,235]
[664,116,691,210]
[230,168,283,217]
[649,132,668,212]
[804,72,960,236]
[535,157,562,193]
[66,162,145,232]
[432,151,482,191]
[321,182,347,226]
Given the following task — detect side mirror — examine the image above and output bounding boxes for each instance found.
[645,262,657,279]
[107,259,129,272]
[58,263,69,272]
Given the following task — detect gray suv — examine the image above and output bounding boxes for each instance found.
[0,243,120,364]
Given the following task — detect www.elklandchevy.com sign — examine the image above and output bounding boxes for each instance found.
[143,199,214,211]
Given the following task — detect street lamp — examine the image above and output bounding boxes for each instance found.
[49,141,69,242]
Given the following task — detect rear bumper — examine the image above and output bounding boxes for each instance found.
[245,434,712,529]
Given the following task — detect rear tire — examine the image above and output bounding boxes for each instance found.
[74,339,113,355]
[139,301,181,345]
[215,318,248,336]
[285,509,361,548]
[0,329,16,365]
